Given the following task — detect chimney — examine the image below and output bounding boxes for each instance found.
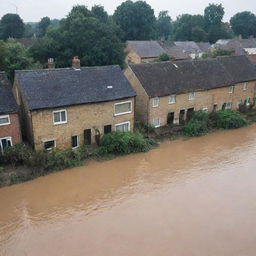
[72,56,80,69]
[48,58,55,69]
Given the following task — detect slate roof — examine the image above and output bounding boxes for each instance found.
[15,65,136,111]
[174,41,202,54]
[127,41,166,58]
[197,42,211,52]
[129,55,256,97]
[0,72,18,114]
[158,41,188,60]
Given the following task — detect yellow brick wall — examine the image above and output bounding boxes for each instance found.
[30,97,135,150]
[148,81,256,127]
[124,67,149,123]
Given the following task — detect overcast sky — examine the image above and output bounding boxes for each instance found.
[0,0,256,22]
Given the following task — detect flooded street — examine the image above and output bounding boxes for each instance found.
[1,125,256,256]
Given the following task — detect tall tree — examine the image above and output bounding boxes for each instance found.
[156,11,172,40]
[91,5,109,23]
[37,17,51,37]
[30,5,125,68]
[230,12,256,38]
[113,0,156,40]
[0,14,25,40]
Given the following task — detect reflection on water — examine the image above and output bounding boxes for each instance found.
[0,125,256,256]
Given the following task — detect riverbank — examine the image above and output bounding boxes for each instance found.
[0,109,255,188]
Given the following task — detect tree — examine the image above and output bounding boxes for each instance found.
[91,5,109,23]
[37,17,51,37]
[156,11,172,40]
[0,14,25,40]
[230,12,256,38]
[30,5,125,68]
[191,26,208,42]
[113,0,156,40]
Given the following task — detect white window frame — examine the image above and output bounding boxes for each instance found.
[188,92,196,101]
[152,117,161,128]
[169,95,176,104]
[152,97,159,107]
[246,97,251,106]
[0,115,11,126]
[71,135,80,149]
[226,102,232,109]
[115,121,131,132]
[202,107,208,113]
[0,137,13,154]
[43,139,56,151]
[228,86,234,94]
[53,109,67,125]
[114,101,132,116]
[243,82,248,91]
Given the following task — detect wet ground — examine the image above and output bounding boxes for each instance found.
[0,124,256,256]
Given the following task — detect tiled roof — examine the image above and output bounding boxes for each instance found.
[129,56,256,97]
[16,65,136,111]
[0,72,18,114]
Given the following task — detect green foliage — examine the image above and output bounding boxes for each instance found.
[202,47,232,58]
[158,53,170,61]
[214,110,248,129]
[37,17,51,37]
[30,5,125,68]
[99,131,155,155]
[156,11,172,40]
[0,13,25,40]
[113,0,156,40]
[184,111,209,137]
[230,12,256,38]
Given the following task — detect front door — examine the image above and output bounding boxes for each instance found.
[167,112,174,126]
[84,129,91,145]
[187,108,194,121]
[0,137,12,154]
[179,110,185,125]
[104,125,112,134]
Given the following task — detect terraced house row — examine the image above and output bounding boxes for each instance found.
[0,55,256,152]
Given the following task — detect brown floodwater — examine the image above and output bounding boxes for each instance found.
[1,125,256,256]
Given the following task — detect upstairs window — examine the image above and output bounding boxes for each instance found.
[152,97,159,107]
[169,95,176,104]
[0,115,10,126]
[53,110,67,125]
[228,86,234,93]
[114,101,132,116]
[188,92,196,100]
[243,82,248,91]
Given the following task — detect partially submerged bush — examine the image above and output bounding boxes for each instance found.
[99,131,155,155]
[214,109,248,129]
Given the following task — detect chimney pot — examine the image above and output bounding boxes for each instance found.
[48,58,55,69]
[72,56,80,69]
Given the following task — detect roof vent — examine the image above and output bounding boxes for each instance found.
[173,64,179,68]
[107,86,113,89]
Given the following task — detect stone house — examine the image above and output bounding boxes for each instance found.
[0,72,21,153]
[124,56,256,128]
[13,58,136,150]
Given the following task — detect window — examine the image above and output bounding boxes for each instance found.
[228,86,234,93]
[71,135,79,149]
[114,101,132,116]
[152,117,160,128]
[226,102,232,109]
[169,95,176,104]
[43,140,56,150]
[115,121,130,132]
[202,107,208,113]
[0,115,10,126]
[53,110,67,125]
[188,92,196,100]
[243,82,248,91]
[237,99,243,108]
[152,97,159,107]
[245,97,251,106]
[0,137,12,154]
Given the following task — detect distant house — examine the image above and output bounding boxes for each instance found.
[16,38,36,48]
[158,41,189,60]
[0,72,21,153]
[14,57,136,150]
[174,41,204,59]
[125,56,256,128]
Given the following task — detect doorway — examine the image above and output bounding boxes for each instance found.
[84,129,91,145]
[167,112,174,126]
[187,108,194,121]
[0,137,12,154]
[179,110,185,125]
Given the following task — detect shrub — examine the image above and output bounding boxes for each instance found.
[215,109,248,129]
[184,111,209,137]
[158,53,170,62]
[99,131,155,155]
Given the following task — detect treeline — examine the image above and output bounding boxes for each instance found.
[0,1,256,79]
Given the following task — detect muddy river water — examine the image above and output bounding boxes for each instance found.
[1,125,256,256]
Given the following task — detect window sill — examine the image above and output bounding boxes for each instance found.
[168,102,176,105]
[0,122,11,126]
[114,111,132,116]
[53,121,68,125]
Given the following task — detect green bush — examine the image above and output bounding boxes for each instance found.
[215,109,248,129]
[184,111,209,137]
[158,53,170,62]
[99,131,155,155]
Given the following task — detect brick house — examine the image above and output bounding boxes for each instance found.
[124,56,256,128]
[0,72,21,153]
[13,59,136,150]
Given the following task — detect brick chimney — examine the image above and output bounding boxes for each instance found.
[48,58,55,69]
[72,56,80,69]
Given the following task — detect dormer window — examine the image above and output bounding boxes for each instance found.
[152,97,159,107]
[188,92,196,100]
[53,110,67,125]
[0,115,10,126]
